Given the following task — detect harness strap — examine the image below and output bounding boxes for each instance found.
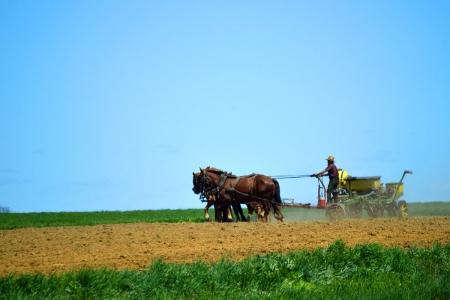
[250,175,256,196]
[217,172,228,189]
[228,189,280,205]
[222,177,241,203]
[232,177,241,189]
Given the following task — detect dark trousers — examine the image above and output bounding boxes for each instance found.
[327,176,339,203]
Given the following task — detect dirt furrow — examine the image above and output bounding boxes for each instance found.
[1,217,449,275]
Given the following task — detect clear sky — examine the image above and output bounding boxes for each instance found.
[1,1,449,213]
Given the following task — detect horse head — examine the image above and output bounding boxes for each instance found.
[192,167,219,195]
[192,170,203,194]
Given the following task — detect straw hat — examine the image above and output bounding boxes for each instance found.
[326,155,335,162]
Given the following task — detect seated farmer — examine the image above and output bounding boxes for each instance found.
[313,156,339,204]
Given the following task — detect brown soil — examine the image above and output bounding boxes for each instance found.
[1,217,450,276]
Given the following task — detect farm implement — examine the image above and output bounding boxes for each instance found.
[280,170,413,221]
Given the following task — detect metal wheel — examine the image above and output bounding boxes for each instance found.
[326,203,346,221]
[397,200,408,218]
[367,204,384,218]
[348,203,363,219]
[386,202,399,217]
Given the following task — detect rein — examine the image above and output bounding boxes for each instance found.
[270,174,311,179]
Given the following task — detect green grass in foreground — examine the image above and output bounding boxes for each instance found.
[1,240,450,300]
[1,202,450,230]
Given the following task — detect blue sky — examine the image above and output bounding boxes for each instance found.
[1,1,449,212]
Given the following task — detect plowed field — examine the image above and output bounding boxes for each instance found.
[1,217,450,276]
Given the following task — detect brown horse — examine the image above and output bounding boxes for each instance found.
[194,170,247,222]
[192,167,285,222]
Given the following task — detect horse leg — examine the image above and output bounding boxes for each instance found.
[204,207,210,222]
[269,202,285,222]
[256,205,264,221]
[231,204,241,222]
[217,203,231,222]
[246,204,255,222]
[261,201,271,222]
[224,205,233,222]
[217,191,234,222]
[237,204,248,222]
[204,201,213,222]
[214,203,223,222]
[273,203,285,222]
[232,204,247,222]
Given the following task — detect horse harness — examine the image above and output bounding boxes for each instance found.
[225,175,254,201]
[199,171,228,202]
[200,171,277,204]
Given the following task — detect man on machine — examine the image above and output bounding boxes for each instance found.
[312,156,339,204]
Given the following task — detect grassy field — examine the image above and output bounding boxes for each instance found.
[1,240,449,299]
[0,209,205,230]
[1,202,450,299]
[1,202,449,230]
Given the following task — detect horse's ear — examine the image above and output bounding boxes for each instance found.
[199,167,203,174]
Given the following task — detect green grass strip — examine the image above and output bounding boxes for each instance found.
[0,209,205,230]
[1,240,450,299]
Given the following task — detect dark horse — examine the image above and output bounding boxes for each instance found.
[192,167,285,222]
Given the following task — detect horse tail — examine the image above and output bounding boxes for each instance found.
[272,178,286,222]
[272,178,282,204]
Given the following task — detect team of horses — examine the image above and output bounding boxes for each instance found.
[192,167,285,222]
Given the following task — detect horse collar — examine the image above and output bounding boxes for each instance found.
[217,172,228,189]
